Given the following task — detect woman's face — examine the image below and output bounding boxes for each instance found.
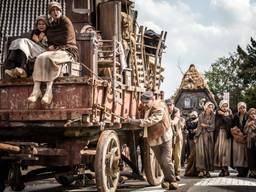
[50,7,61,20]
[37,20,47,32]
[239,105,246,114]
[249,111,256,120]
[221,103,229,112]
[205,104,214,114]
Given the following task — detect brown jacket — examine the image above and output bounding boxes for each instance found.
[47,16,79,61]
[140,100,171,141]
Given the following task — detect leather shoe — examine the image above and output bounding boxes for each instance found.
[169,182,178,190]
[161,181,178,190]
[176,175,181,181]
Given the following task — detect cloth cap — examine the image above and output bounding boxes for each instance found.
[35,15,48,27]
[237,102,247,111]
[204,101,214,111]
[165,98,174,105]
[219,100,229,109]
[48,1,62,13]
[190,111,198,118]
[140,91,154,102]
[248,108,256,116]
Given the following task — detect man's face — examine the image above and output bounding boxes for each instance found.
[141,99,154,108]
[167,103,174,113]
[50,7,61,20]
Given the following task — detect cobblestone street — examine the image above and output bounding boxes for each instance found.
[4,168,256,192]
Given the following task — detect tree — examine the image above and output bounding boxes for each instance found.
[237,37,256,108]
[204,53,243,110]
[237,37,256,85]
[240,86,256,108]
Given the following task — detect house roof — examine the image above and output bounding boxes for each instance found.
[0,0,66,63]
[175,64,216,105]
[179,64,208,90]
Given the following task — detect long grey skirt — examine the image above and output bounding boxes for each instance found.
[214,129,231,168]
[195,131,214,171]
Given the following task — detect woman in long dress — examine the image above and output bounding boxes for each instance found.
[195,101,215,177]
[231,102,248,177]
[244,108,256,178]
[185,111,199,176]
[214,100,233,176]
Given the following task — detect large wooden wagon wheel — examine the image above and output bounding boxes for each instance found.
[143,140,163,185]
[95,130,121,192]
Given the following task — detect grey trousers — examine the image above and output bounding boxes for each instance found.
[151,140,176,182]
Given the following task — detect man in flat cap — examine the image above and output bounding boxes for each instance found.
[28,1,78,105]
[128,91,178,190]
[165,98,184,181]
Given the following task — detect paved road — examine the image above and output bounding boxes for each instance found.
[4,170,256,191]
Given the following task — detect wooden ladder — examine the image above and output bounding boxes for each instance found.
[98,37,123,105]
[144,30,167,91]
[135,26,146,88]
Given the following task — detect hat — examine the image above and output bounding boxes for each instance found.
[35,15,48,27]
[204,101,214,111]
[140,91,154,102]
[248,108,256,116]
[219,100,229,109]
[48,1,62,13]
[237,102,247,111]
[190,111,198,118]
[165,98,174,105]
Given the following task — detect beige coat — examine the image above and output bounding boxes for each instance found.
[140,100,172,146]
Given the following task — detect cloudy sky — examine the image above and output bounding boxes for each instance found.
[135,0,256,97]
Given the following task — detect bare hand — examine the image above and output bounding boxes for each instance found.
[48,45,55,51]
[39,32,45,40]
[32,34,39,42]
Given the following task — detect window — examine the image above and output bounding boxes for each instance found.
[72,0,90,14]
[184,97,192,109]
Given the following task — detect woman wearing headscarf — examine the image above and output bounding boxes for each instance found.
[214,100,233,176]
[195,101,215,177]
[231,102,248,177]
[4,15,48,78]
[184,111,199,176]
[244,108,256,178]
[28,1,78,105]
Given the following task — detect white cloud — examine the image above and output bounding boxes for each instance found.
[135,0,256,97]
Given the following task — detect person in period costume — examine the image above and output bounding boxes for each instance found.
[195,101,215,177]
[244,108,256,178]
[231,102,248,177]
[4,15,48,78]
[184,111,199,176]
[214,100,233,176]
[28,1,78,105]
[165,98,184,181]
[127,91,178,190]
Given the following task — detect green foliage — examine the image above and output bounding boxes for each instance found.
[205,37,256,111]
[237,38,256,85]
[240,86,256,108]
[204,54,243,110]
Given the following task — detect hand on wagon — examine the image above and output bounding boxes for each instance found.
[125,117,141,126]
